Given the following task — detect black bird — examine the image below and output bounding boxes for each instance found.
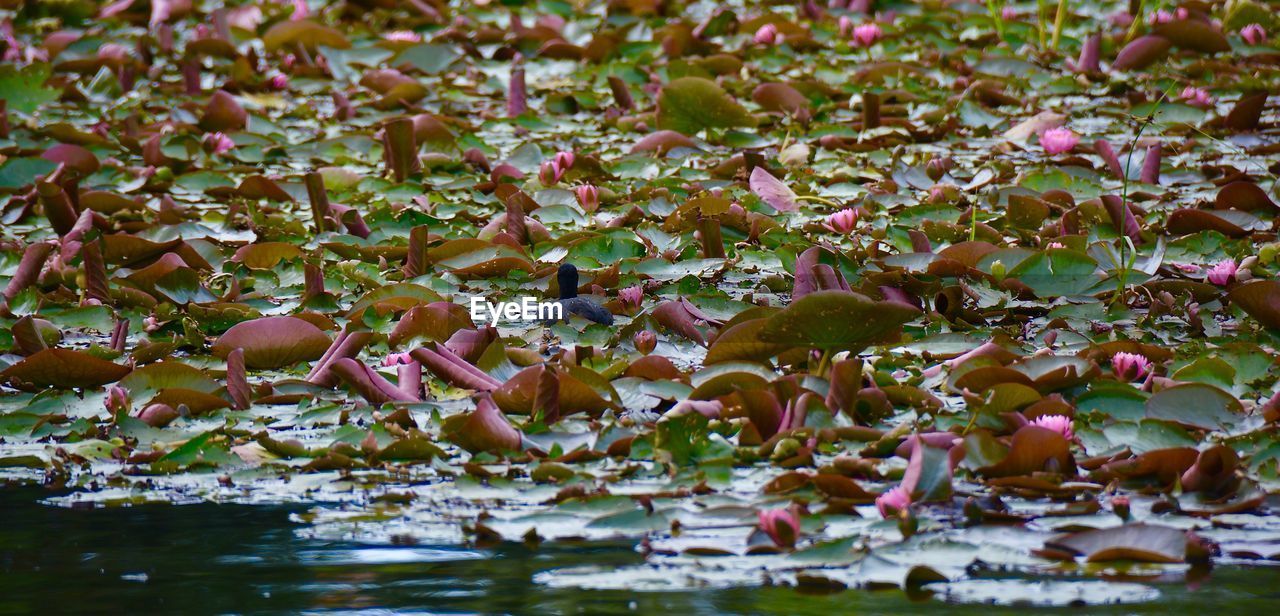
[548,264,614,325]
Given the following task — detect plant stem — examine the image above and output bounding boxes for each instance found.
[1051,0,1068,51]
[987,0,1006,40]
[1124,0,1145,44]
[1037,0,1048,49]
[796,195,841,207]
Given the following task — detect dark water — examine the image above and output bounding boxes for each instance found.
[2,486,1277,615]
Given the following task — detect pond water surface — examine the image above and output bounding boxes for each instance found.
[3,486,1278,614]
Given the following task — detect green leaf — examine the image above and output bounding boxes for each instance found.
[0,64,59,115]
[656,77,756,136]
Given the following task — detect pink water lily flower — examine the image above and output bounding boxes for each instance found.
[268,74,288,90]
[1180,86,1213,108]
[384,30,422,43]
[1112,351,1152,382]
[1206,259,1237,286]
[575,184,599,213]
[619,285,643,308]
[1148,8,1186,24]
[381,352,414,367]
[554,150,575,172]
[205,132,235,154]
[838,16,853,37]
[754,24,780,45]
[1031,414,1075,441]
[757,507,801,548]
[1001,6,1017,20]
[1039,127,1079,156]
[290,0,309,21]
[823,208,859,234]
[1241,24,1266,45]
[851,23,882,47]
[876,485,912,518]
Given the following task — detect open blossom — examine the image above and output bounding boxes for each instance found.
[823,208,859,234]
[619,285,643,308]
[1112,351,1152,382]
[1241,24,1266,45]
[1180,86,1213,108]
[1031,414,1075,440]
[757,507,801,548]
[1206,259,1237,285]
[575,184,599,212]
[876,485,912,518]
[1039,127,1079,156]
[384,30,422,42]
[754,24,780,45]
[851,23,882,47]
[205,132,235,154]
[1148,8,1186,24]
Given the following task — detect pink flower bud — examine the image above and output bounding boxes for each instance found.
[757,507,801,548]
[633,330,657,354]
[381,352,414,367]
[268,74,288,90]
[1241,23,1266,45]
[875,485,912,518]
[105,385,131,416]
[554,150,575,172]
[1039,126,1079,156]
[539,160,562,186]
[838,16,853,37]
[575,184,599,212]
[754,24,779,45]
[290,0,308,21]
[851,23,882,47]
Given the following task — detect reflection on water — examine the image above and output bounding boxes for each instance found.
[0,486,1275,615]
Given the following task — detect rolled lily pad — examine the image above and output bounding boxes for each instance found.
[1112,36,1172,71]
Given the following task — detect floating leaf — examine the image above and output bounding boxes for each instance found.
[211,316,332,369]
[1,349,131,390]
[758,291,920,351]
[656,77,756,135]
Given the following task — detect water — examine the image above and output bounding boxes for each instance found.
[2,486,1277,614]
